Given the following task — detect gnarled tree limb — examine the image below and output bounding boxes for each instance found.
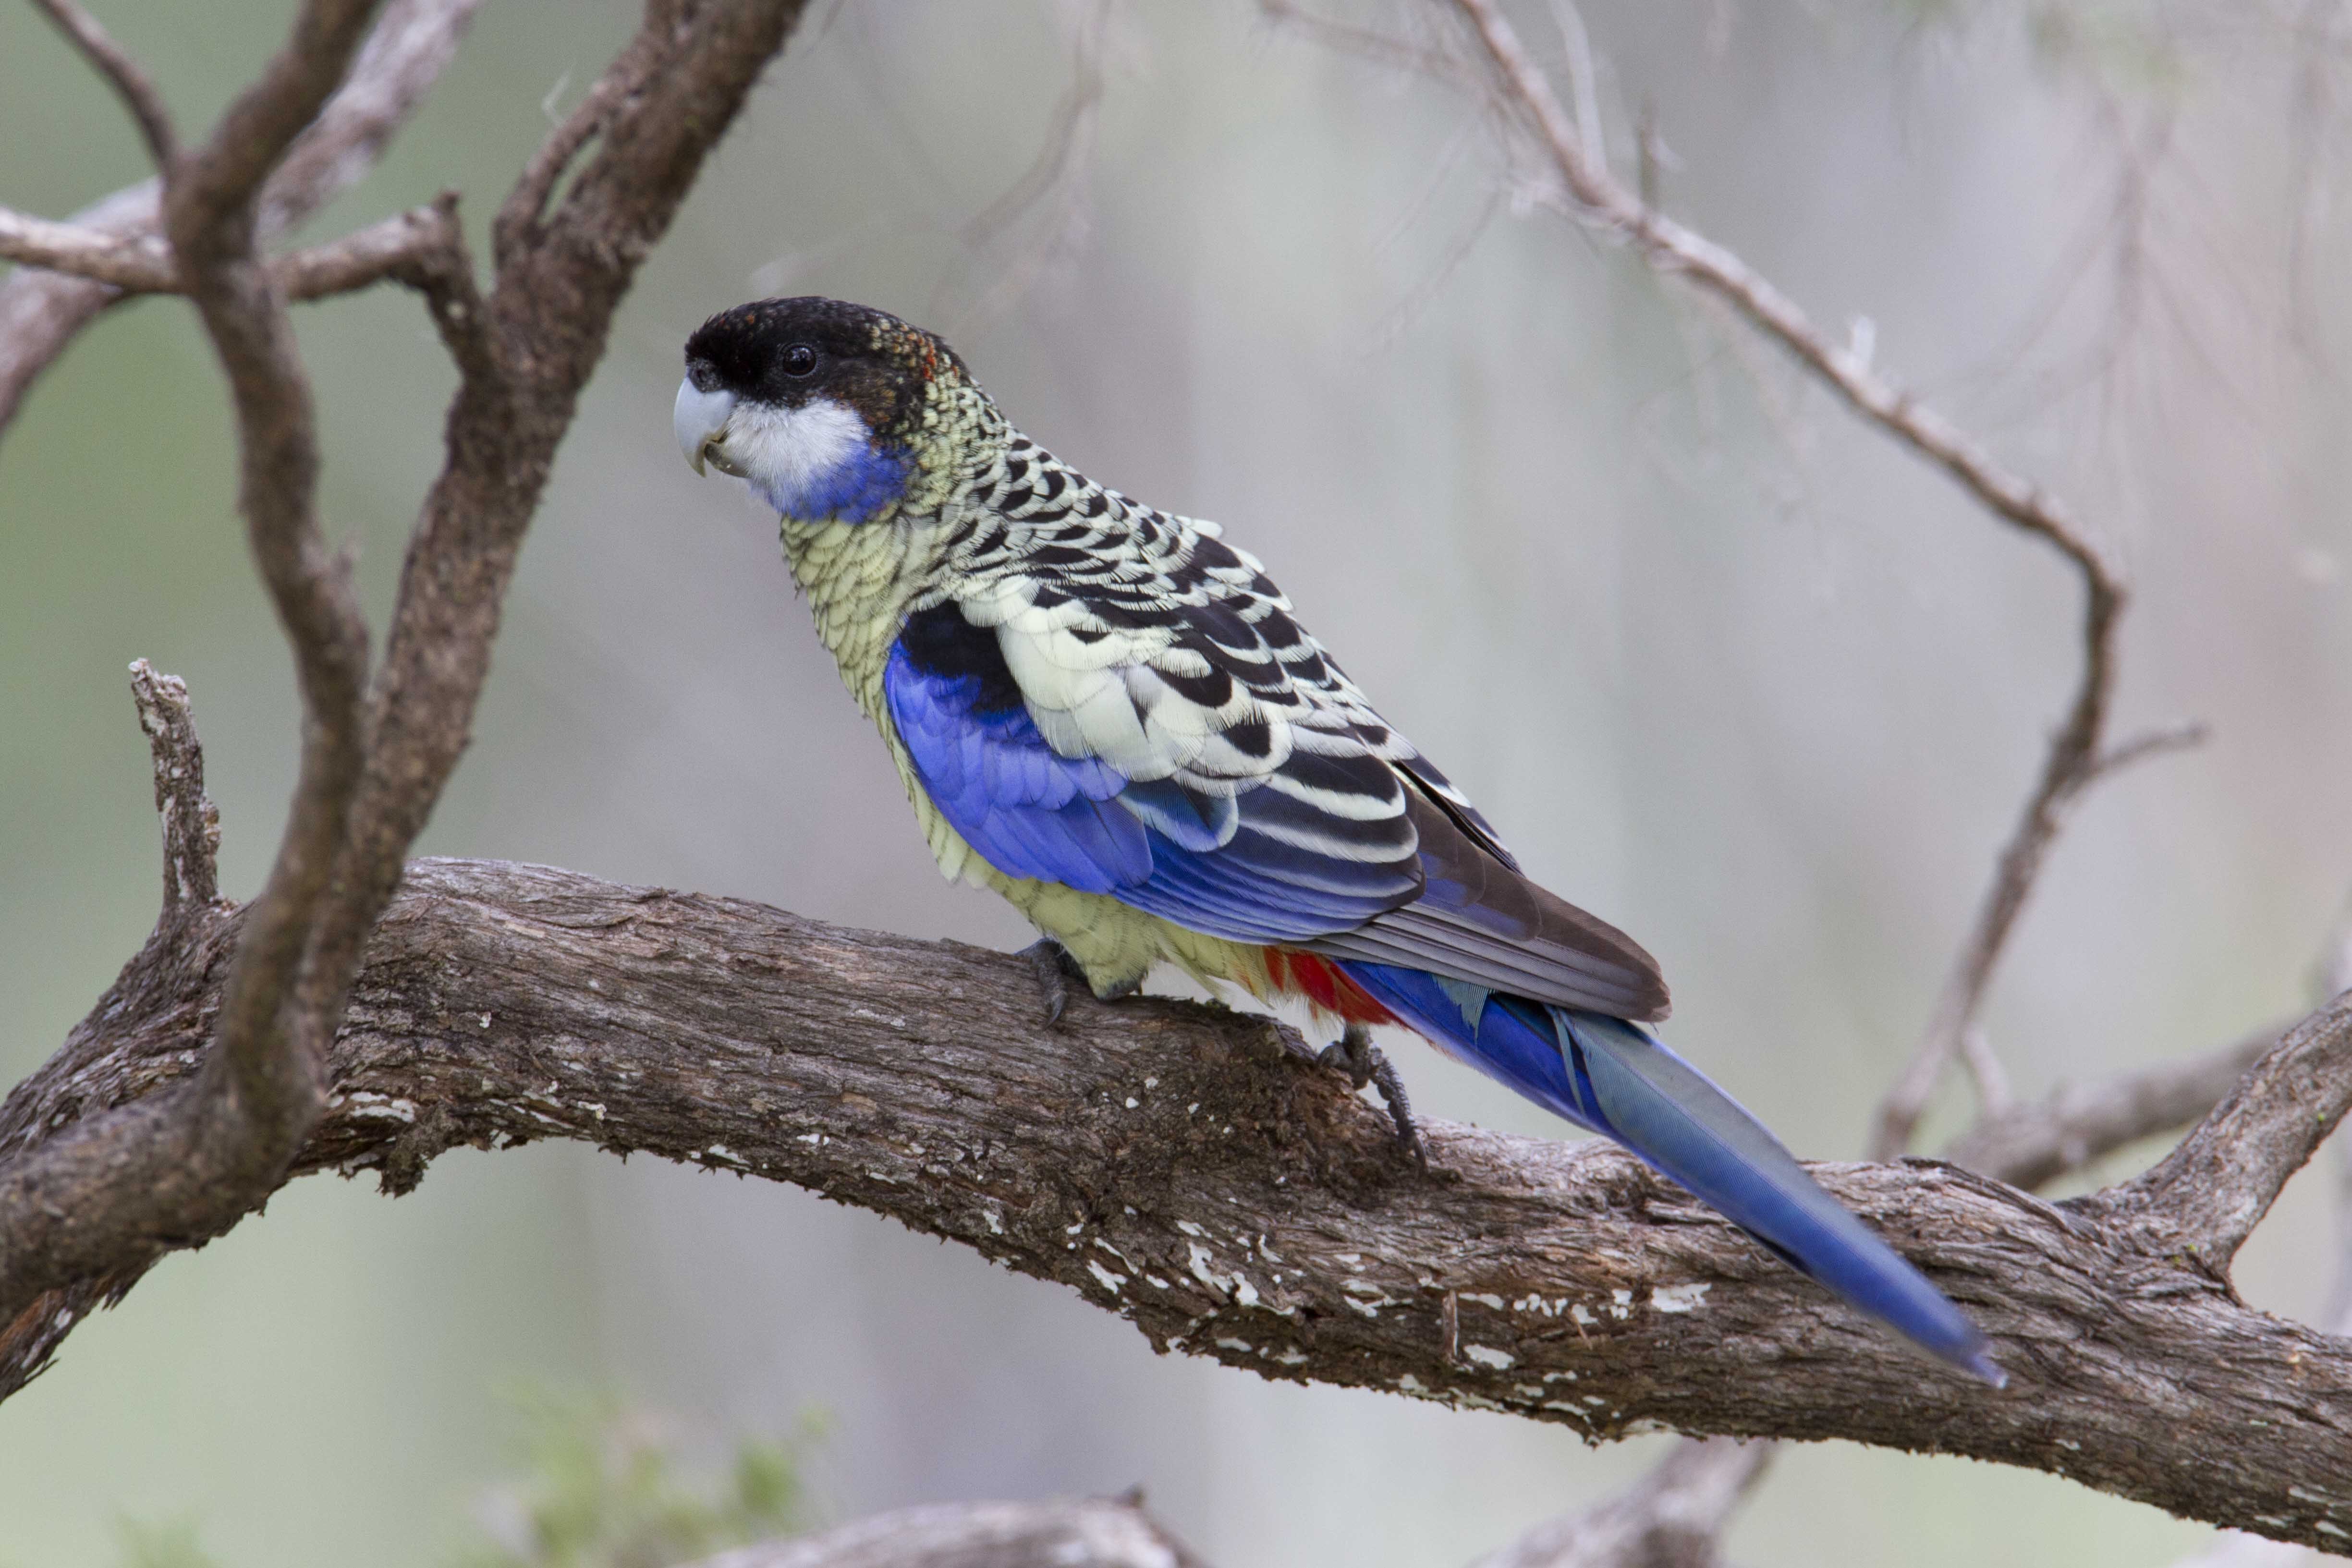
[6,794,2350,1548]
[0,0,386,1325]
[0,0,814,1374]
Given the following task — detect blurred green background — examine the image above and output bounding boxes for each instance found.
[3,2,2348,1564]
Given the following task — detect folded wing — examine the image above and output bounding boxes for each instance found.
[883,591,1666,1021]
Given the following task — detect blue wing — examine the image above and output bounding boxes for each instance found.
[883,600,1417,942]
[884,591,1665,1009]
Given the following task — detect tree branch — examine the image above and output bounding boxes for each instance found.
[2106,995,2352,1267]
[0,199,473,305]
[6,825,2351,1546]
[0,0,387,1327]
[687,1497,1211,1568]
[1464,1437,1773,1568]
[0,0,811,1390]
[30,0,178,168]
[1944,1022,2289,1191]
[304,0,813,1043]
[0,0,485,438]
[1323,0,2145,1164]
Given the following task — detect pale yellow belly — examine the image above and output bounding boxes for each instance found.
[901,773,1273,1000]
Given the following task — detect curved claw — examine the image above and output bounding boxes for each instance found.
[1318,1022,1428,1169]
[1019,937,1092,1027]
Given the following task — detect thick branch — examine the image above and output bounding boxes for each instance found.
[688,1498,1210,1568]
[5,857,2350,1549]
[0,0,811,1375]
[0,0,485,437]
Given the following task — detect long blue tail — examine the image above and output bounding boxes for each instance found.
[1336,960,2001,1384]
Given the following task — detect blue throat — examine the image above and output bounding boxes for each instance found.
[764,442,913,524]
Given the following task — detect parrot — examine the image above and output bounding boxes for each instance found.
[670,295,1999,1384]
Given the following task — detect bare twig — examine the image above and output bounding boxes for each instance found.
[1464,1437,1772,1568]
[1944,1021,2289,1191]
[129,661,222,916]
[1957,1026,2015,1118]
[2089,719,2209,782]
[0,0,485,436]
[30,0,178,167]
[0,200,474,305]
[0,208,177,293]
[688,1496,1211,1568]
[1363,0,2143,1163]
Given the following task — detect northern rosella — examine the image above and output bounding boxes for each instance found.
[672,296,1999,1382]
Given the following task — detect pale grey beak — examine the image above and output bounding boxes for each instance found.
[673,378,740,476]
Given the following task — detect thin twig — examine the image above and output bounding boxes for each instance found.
[1414,0,2144,1162]
[1464,1437,1771,1568]
[1957,1026,2015,1118]
[0,201,472,304]
[30,0,178,167]
[129,660,222,916]
[0,0,485,438]
[1944,1021,2289,1191]
[0,208,177,292]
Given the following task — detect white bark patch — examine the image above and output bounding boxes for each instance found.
[337,1092,418,1124]
[1087,1260,1127,1294]
[1463,1344,1516,1370]
[1651,1282,1710,1313]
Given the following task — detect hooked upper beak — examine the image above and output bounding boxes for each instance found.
[673,378,743,477]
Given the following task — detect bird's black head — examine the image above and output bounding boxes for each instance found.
[675,297,969,523]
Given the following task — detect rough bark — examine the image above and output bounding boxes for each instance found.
[6,854,2348,1551]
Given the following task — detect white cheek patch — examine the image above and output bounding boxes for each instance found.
[729,396,872,516]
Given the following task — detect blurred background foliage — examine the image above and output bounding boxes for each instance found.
[91,1386,817,1568]
[2,1,2349,1564]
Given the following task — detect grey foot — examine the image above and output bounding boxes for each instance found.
[1017,937,1138,1027]
[1020,937,1090,1027]
[1317,1021,1427,1168]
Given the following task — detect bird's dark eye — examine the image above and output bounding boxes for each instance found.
[781,343,819,378]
